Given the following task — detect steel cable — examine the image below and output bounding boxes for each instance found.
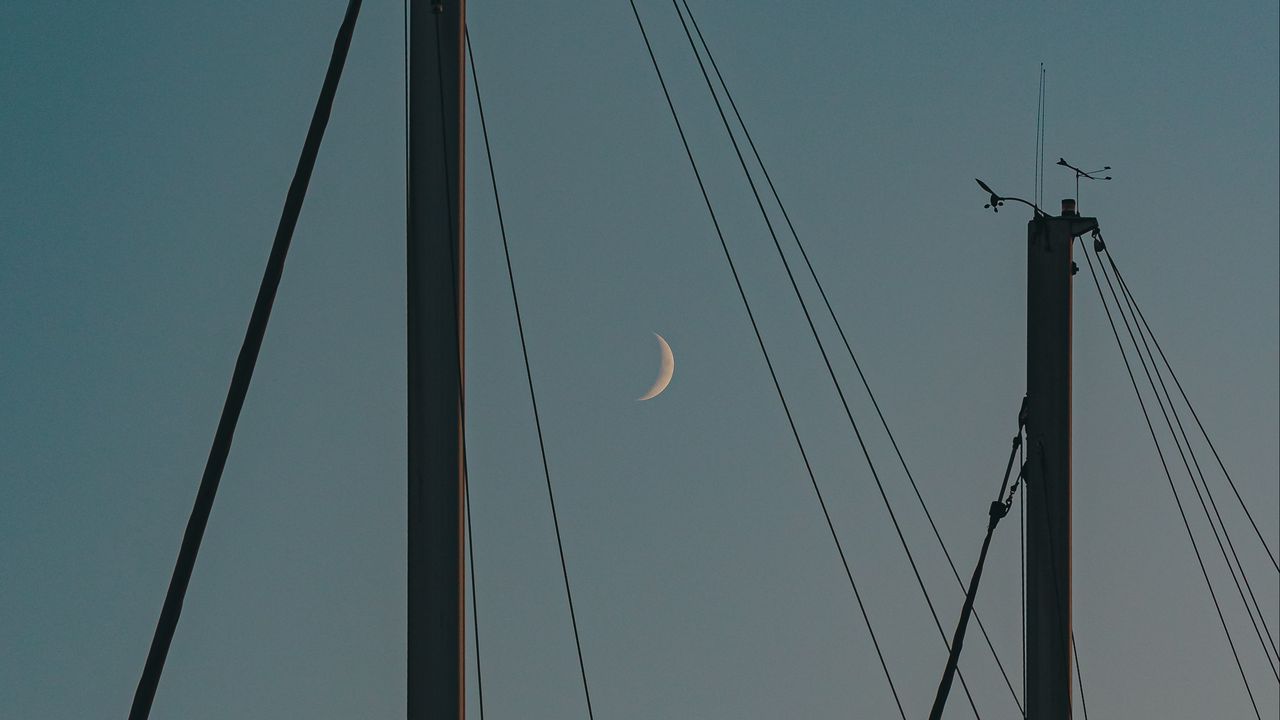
[673,0,978,711]
[1102,249,1280,677]
[1081,243,1262,719]
[675,1,1029,713]
[466,28,596,719]
[1104,252,1278,575]
[627,2,907,715]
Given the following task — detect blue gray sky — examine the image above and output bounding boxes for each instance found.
[3,1,1277,718]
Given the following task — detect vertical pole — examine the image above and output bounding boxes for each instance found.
[1024,206,1095,718]
[408,1,466,718]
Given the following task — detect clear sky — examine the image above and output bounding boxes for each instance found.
[2,1,1277,718]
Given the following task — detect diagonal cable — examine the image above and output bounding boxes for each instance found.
[676,1,1027,711]
[627,1,907,715]
[465,28,596,719]
[1104,253,1279,574]
[1098,246,1279,679]
[459,437,487,716]
[1081,243,1262,719]
[672,2,1024,715]
[1107,252,1279,663]
[128,3,363,717]
[1072,635,1089,719]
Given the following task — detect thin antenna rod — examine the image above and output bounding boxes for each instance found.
[1038,64,1046,207]
[1034,64,1043,207]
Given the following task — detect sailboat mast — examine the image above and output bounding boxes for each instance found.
[1025,201,1096,717]
[407,0,466,718]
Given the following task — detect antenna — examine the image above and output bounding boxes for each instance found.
[1034,64,1046,208]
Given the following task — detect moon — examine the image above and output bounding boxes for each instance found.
[637,333,675,401]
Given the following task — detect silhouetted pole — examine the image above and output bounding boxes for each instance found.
[407,1,466,718]
[127,3,364,717]
[1025,200,1095,718]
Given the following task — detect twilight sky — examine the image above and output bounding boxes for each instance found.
[2,1,1277,718]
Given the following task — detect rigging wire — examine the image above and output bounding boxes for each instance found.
[127,4,364,717]
[1104,252,1279,575]
[464,444,486,720]
[1106,252,1279,664]
[1072,636,1089,719]
[626,2,906,716]
[1095,243,1280,679]
[465,28,597,719]
[675,1,1026,712]
[668,3,985,714]
[1080,242,1263,719]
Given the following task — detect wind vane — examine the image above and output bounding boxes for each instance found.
[1056,157,1113,211]
[975,178,1047,217]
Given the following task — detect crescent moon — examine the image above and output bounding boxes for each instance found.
[637,333,675,401]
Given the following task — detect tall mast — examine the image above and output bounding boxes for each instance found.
[1025,201,1096,717]
[407,0,466,718]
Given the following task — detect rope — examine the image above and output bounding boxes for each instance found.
[127,4,363,716]
[626,2,906,716]
[466,28,596,719]
[1081,243,1262,719]
[675,1,1026,712]
[929,418,1026,719]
